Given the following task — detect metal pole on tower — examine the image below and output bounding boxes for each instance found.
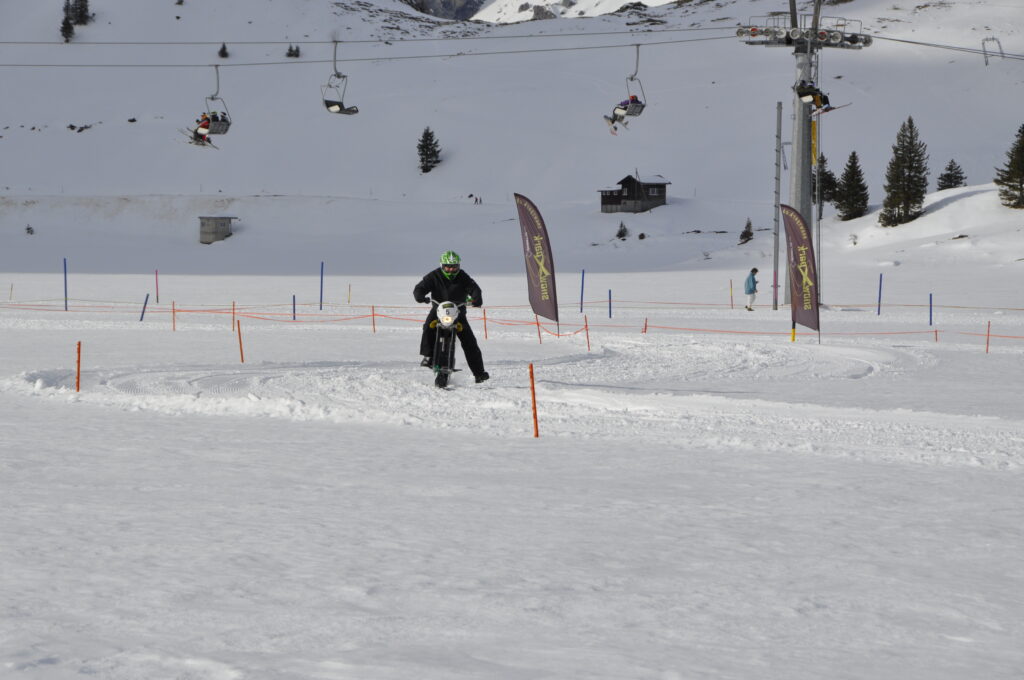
[773,101,782,311]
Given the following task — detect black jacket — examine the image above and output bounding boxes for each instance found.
[413,268,483,307]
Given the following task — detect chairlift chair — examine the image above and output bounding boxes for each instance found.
[323,42,359,115]
[622,45,647,117]
[614,44,647,118]
[203,65,232,134]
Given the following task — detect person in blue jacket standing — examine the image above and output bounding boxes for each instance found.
[744,268,759,311]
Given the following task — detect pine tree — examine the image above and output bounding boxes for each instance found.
[218,43,229,59]
[71,0,90,25]
[292,44,301,58]
[993,124,1024,209]
[833,151,870,221]
[738,218,753,244]
[812,154,838,204]
[60,15,74,42]
[879,116,930,226]
[936,159,967,190]
[417,127,441,173]
[616,221,629,239]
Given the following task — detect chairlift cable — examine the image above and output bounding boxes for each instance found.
[0,35,732,68]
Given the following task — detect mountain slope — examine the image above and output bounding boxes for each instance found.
[0,0,1021,275]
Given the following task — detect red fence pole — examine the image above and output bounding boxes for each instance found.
[237,320,245,363]
[529,363,539,438]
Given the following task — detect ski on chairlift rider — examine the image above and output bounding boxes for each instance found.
[610,94,642,127]
[413,250,489,384]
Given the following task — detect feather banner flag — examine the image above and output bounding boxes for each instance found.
[780,203,820,331]
[514,193,559,323]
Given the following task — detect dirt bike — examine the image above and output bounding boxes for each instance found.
[428,299,467,389]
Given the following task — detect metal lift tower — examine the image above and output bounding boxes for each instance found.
[737,0,872,305]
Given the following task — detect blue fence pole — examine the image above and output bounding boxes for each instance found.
[608,289,612,319]
[319,261,324,311]
[877,273,883,316]
[929,293,933,326]
[139,293,150,322]
[63,257,68,311]
[293,294,297,321]
[579,269,585,313]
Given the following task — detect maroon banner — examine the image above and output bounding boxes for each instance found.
[780,203,820,331]
[514,194,559,323]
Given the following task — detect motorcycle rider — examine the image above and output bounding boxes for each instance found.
[413,250,489,383]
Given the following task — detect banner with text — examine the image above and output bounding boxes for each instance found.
[780,203,820,331]
[514,193,559,323]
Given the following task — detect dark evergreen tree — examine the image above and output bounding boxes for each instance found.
[71,0,90,25]
[833,151,870,221]
[218,42,229,58]
[616,221,629,239]
[60,15,75,42]
[812,154,838,204]
[292,44,301,58]
[286,45,296,57]
[738,218,753,244]
[993,124,1024,209]
[879,116,930,226]
[936,159,967,190]
[417,127,441,173]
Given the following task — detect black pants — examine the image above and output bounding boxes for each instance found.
[420,309,485,376]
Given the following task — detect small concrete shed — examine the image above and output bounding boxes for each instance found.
[199,216,237,244]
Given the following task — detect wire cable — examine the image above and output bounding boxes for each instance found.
[0,35,733,68]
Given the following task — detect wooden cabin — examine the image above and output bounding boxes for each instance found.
[599,174,671,213]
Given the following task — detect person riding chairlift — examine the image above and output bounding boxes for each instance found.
[795,80,831,111]
[611,94,642,125]
[193,113,211,143]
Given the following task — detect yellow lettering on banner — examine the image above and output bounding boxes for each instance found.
[797,245,815,310]
[532,235,551,301]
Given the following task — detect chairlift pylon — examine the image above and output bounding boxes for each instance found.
[322,41,359,115]
[202,64,232,134]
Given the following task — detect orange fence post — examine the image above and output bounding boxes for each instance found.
[172,301,176,331]
[371,305,377,333]
[237,320,245,363]
[529,363,539,438]
[986,321,991,354]
[584,315,591,352]
[642,317,648,334]
[232,300,236,331]
[75,341,81,392]
[730,279,734,310]
[483,308,488,340]
[535,315,542,344]
[934,328,938,342]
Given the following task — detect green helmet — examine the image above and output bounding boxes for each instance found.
[440,250,461,279]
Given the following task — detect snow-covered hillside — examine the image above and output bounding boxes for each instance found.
[1,0,1022,276]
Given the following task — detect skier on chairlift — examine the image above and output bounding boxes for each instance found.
[192,113,211,143]
[795,80,832,112]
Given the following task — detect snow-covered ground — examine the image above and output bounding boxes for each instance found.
[2,0,1024,677]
